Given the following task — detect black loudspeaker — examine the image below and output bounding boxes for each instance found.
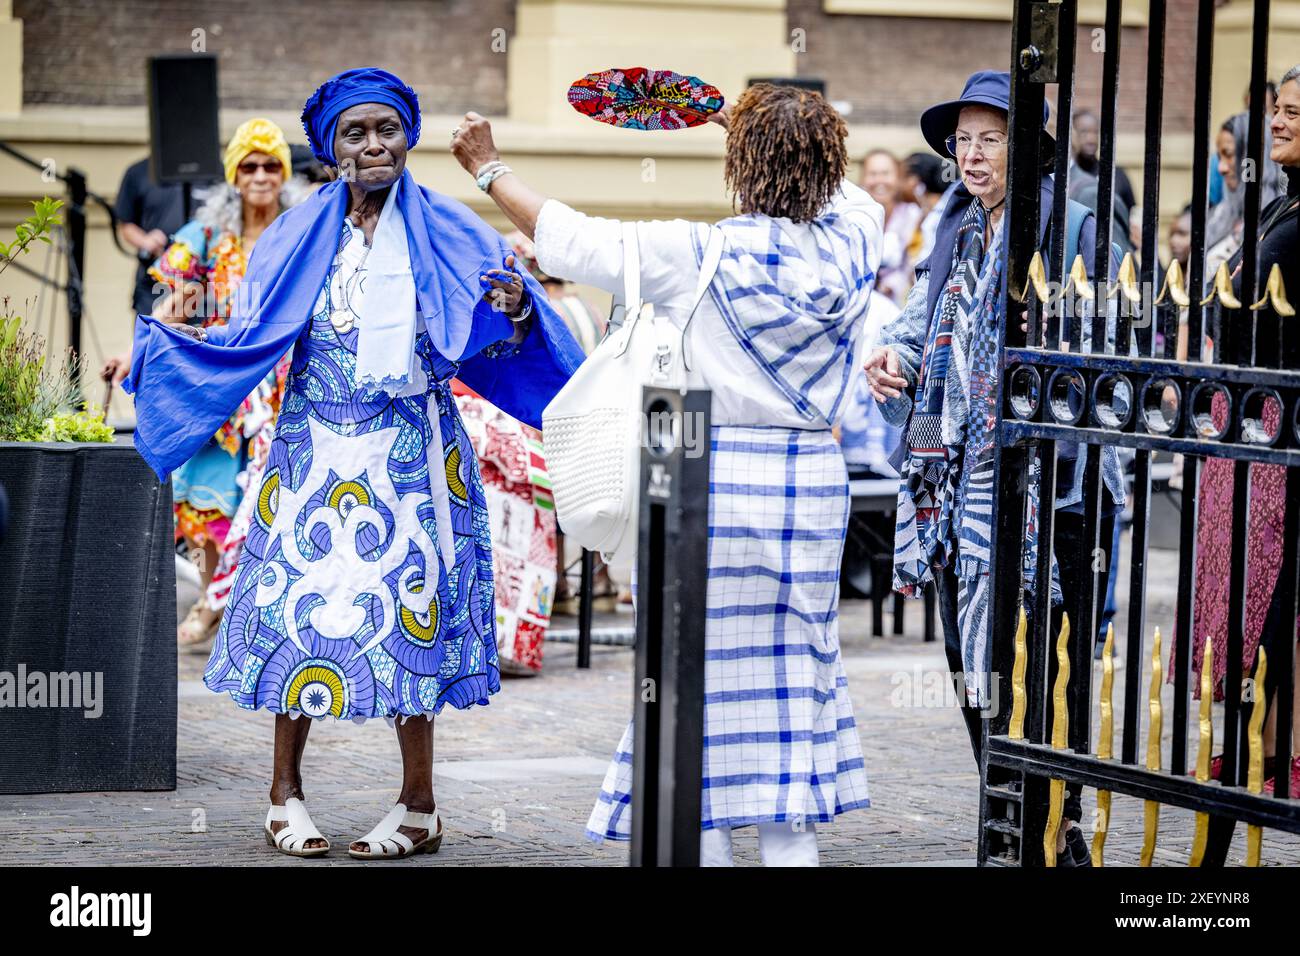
[0,443,177,793]
[148,54,224,184]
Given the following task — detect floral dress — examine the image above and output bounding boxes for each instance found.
[204,219,513,721]
[150,222,289,551]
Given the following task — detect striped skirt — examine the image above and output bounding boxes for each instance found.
[585,425,871,839]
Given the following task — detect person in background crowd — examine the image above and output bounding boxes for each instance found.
[1068,108,1137,218]
[113,157,198,321]
[1169,203,1193,274]
[452,378,557,677]
[1206,110,1286,283]
[452,82,881,867]
[105,119,308,651]
[1127,204,1144,256]
[290,142,332,187]
[901,152,954,266]
[1069,108,1137,260]
[1176,65,1300,797]
[501,230,620,613]
[866,70,1125,867]
[861,148,922,304]
[840,291,903,478]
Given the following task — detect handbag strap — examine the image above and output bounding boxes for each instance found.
[622,220,642,320]
[612,221,643,357]
[681,226,724,371]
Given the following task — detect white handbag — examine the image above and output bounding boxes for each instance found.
[541,222,723,560]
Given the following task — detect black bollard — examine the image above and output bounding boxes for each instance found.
[577,549,594,669]
[630,386,710,867]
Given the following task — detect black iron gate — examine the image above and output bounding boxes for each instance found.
[982,0,1300,866]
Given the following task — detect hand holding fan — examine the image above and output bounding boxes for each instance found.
[567,67,724,130]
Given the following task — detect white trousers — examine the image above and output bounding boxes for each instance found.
[699,821,820,867]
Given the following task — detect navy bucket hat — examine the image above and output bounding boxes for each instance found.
[919,70,1054,162]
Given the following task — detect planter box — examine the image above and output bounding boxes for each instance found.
[0,441,176,793]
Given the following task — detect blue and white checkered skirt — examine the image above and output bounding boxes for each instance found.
[585,425,871,839]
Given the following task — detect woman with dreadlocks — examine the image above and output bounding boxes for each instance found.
[451,83,882,866]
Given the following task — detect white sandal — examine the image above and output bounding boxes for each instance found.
[264,797,330,857]
[348,803,443,860]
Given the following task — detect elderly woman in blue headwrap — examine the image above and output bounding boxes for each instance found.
[125,68,583,860]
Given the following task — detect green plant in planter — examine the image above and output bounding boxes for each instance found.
[0,197,113,444]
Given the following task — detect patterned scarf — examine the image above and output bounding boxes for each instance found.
[893,201,1025,707]
[893,199,988,597]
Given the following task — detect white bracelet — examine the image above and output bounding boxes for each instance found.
[474,160,506,179]
[477,163,512,193]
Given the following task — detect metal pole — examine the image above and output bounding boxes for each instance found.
[577,549,594,669]
[629,386,709,867]
[65,167,87,385]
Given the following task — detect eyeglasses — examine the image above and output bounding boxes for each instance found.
[237,160,284,176]
[945,134,1009,158]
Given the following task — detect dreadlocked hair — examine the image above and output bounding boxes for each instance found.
[724,84,848,224]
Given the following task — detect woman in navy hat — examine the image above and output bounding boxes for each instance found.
[864,70,1125,866]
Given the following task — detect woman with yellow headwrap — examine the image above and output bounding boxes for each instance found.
[149,117,308,648]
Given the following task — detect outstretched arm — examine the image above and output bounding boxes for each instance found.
[451,112,547,239]
[451,106,731,241]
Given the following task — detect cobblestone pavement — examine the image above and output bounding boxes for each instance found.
[1,544,1297,866]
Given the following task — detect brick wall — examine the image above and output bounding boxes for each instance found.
[16,0,514,114]
[787,0,1199,135]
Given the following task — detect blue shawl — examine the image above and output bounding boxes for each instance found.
[123,171,584,481]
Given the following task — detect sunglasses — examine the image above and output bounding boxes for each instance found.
[237,160,284,176]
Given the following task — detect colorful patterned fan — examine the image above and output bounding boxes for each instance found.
[567,67,724,131]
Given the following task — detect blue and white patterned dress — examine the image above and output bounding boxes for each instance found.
[534,183,883,838]
[204,220,505,721]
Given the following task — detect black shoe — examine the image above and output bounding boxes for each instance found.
[1064,825,1092,867]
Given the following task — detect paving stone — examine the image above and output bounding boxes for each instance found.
[0,547,1295,866]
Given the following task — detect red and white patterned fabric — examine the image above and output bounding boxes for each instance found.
[453,383,557,674]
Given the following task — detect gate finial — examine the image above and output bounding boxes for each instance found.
[1189,640,1214,866]
[1156,260,1190,308]
[1249,264,1295,318]
[1043,613,1070,867]
[1246,649,1269,866]
[1092,623,1116,866]
[1200,261,1242,309]
[1108,252,1141,304]
[1140,627,1163,867]
[1017,250,1051,305]
[1009,603,1027,741]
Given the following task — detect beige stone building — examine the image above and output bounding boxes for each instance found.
[0,0,1294,403]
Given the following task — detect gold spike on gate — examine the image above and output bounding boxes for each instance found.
[1009,604,1028,741]
[1066,255,1095,300]
[1249,264,1295,317]
[1155,260,1190,308]
[1043,613,1070,867]
[1092,623,1116,866]
[1246,649,1269,866]
[1189,641,1214,866]
[1141,627,1163,866]
[1018,250,1051,304]
[1109,252,1142,304]
[1199,261,1242,309]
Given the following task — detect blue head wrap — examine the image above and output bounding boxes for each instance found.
[301,67,422,164]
